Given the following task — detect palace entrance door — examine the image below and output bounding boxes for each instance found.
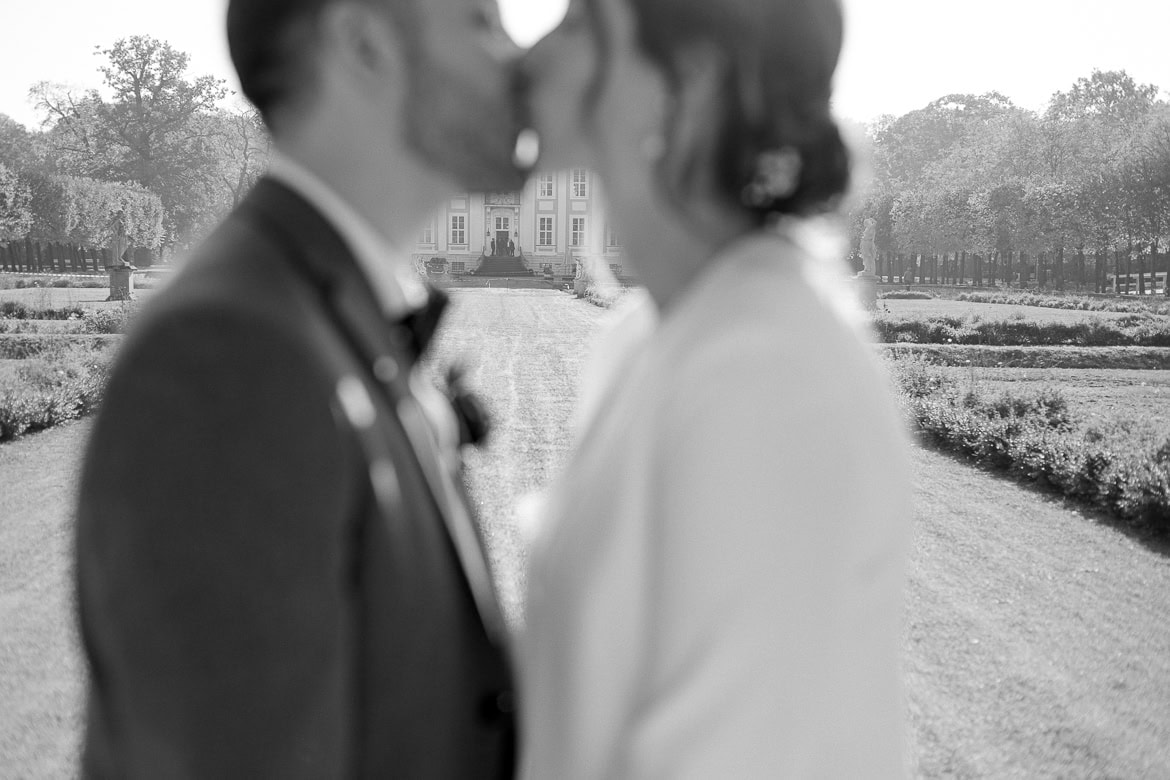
[493,214,511,255]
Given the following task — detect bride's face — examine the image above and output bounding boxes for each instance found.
[524,0,669,178]
[522,0,598,171]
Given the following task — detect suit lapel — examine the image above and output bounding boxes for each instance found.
[239,178,508,647]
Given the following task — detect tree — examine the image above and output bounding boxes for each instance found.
[1047,70,1160,125]
[33,35,228,245]
[0,114,44,174]
[189,106,270,212]
[871,92,1018,185]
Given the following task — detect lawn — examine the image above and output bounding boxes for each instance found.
[1,287,1168,778]
[0,358,21,382]
[0,279,163,311]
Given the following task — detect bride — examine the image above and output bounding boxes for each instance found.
[518,0,912,776]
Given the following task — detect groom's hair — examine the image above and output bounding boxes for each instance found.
[227,0,417,129]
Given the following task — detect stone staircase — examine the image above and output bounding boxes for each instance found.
[472,254,534,277]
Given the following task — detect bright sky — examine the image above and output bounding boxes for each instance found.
[1,0,1168,131]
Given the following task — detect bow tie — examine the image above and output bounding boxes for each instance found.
[397,285,449,360]
[393,287,491,447]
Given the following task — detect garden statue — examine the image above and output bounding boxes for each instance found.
[854,217,878,312]
[859,217,877,276]
[105,214,136,301]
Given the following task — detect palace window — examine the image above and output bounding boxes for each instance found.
[571,169,588,198]
[571,217,586,247]
[539,174,554,198]
[538,217,554,247]
[606,224,620,247]
[450,215,466,245]
[419,221,435,244]
[450,261,465,273]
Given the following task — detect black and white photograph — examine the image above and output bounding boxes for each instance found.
[1,0,1168,777]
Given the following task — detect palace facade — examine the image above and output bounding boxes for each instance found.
[411,168,624,278]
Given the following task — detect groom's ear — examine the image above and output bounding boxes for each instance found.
[319,2,407,93]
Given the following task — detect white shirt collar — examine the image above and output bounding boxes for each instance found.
[266,150,429,317]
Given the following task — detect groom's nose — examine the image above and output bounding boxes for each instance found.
[484,6,523,62]
[510,60,532,126]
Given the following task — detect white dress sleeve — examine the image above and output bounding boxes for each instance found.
[614,325,909,779]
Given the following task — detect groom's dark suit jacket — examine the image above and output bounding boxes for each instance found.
[75,178,514,778]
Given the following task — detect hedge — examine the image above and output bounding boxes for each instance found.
[0,344,112,443]
[23,173,164,249]
[889,356,1170,536]
[956,291,1170,317]
[876,313,1170,347]
[0,163,33,241]
[877,344,1170,370]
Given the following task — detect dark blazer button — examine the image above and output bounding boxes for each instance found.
[479,690,515,722]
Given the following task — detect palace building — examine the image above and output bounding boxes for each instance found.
[411,168,624,279]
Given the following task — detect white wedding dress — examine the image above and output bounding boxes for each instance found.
[518,226,913,779]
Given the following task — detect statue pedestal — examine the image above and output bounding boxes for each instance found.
[854,272,878,312]
[106,264,137,301]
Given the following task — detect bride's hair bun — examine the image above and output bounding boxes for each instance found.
[632,0,851,220]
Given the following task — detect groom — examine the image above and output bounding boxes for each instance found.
[75,0,526,776]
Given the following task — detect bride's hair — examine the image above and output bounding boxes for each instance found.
[629,0,850,222]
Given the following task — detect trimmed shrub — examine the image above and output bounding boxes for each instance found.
[80,307,133,334]
[875,313,1170,347]
[880,290,934,300]
[0,163,33,241]
[955,290,1170,317]
[877,344,1170,370]
[0,343,112,442]
[0,334,121,359]
[24,172,164,249]
[888,355,1170,536]
[0,302,85,321]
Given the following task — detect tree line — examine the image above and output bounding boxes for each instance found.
[0,35,269,260]
[848,70,1170,293]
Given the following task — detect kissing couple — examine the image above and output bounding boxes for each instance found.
[75,0,911,777]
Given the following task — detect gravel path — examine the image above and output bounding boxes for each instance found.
[1,288,1168,777]
[426,288,607,622]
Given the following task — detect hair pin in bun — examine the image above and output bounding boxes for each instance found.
[741,147,802,208]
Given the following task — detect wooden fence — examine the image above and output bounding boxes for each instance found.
[868,249,1170,295]
[0,238,154,274]
[1111,272,1168,296]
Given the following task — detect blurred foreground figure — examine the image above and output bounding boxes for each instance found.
[519,0,912,776]
[75,0,524,776]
